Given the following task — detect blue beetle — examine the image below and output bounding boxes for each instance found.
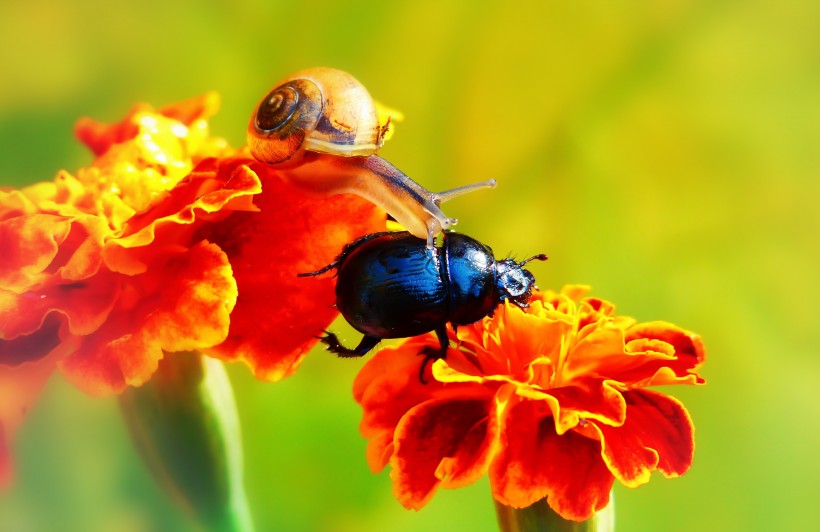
[300,231,547,381]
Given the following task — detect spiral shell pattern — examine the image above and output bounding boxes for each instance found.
[248,68,385,164]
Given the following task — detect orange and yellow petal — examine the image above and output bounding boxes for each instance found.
[489,398,614,521]
[75,92,221,158]
[0,211,110,344]
[355,285,704,519]
[0,214,72,290]
[3,90,389,491]
[102,157,263,276]
[59,241,237,395]
[462,300,571,381]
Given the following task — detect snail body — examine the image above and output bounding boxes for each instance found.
[248,67,495,246]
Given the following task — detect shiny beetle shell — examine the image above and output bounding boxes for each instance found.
[248,67,386,164]
[299,231,547,382]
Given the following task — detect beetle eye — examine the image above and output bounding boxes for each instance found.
[497,260,536,305]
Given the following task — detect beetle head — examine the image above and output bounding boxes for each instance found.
[496,254,548,308]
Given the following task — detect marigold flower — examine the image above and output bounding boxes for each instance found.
[0,93,385,485]
[353,285,705,522]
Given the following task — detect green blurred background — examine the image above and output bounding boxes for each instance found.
[2,0,818,530]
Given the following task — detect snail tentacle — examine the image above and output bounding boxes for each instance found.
[247,67,496,244]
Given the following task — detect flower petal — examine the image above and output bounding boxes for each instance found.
[390,397,494,509]
[546,378,627,431]
[205,161,385,381]
[59,241,237,395]
[75,93,220,157]
[0,212,106,293]
[490,397,614,521]
[355,285,703,516]
[0,359,53,488]
[102,157,263,276]
[592,389,695,486]
[354,336,492,473]
[623,322,706,385]
[0,323,78,489]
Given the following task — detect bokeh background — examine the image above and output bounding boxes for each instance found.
[2,0,818,530]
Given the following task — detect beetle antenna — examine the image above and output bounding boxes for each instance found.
[520,254,548,267]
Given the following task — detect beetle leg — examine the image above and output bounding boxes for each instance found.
[418,326,450,384]
[297,231,395,277]
[319,331,381,358]
[297,262,338,277]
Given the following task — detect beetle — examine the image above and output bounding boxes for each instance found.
[299,231,547,381]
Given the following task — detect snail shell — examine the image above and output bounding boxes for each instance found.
[247,68,495,246]
[248,67,385,163]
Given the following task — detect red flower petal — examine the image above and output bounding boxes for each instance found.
[0,323,77,488]
[204,161,385,381]
[624,322,706,384]
[354,336,493,450]
[0,314,63,366]
[391,397,495,509]
[355,285,704,518]
[0,212,110,343]
[547,378,626,431]
[593,389,695,486]
[490,398,614,521]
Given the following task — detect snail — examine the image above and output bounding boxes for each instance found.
[247,67,495,247]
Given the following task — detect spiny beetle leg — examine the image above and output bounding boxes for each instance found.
[319,331,381,359]
[418,325,450,384]
[297,231,394,278]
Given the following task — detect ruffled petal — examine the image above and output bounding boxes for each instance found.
[564,324,672,385]
[0,214,70,290]
[490,398,614,521]
[354,342,434,442]
[483,301,571,381]
[204,161,385,381]
[390,397,495,509]
[623,322,706,385]
[354,336,493,473]
[546,378,627,432]
[75,93,221,157]
[102,157,262,275]
[0,212,110,343]
[59,241,237,395]
[592,389,695,486]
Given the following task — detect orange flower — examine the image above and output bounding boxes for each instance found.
[353,285,705,521]
[0,94,384,485]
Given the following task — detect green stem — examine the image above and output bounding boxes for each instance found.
[494,496,614,532]
[120,352,254,532]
